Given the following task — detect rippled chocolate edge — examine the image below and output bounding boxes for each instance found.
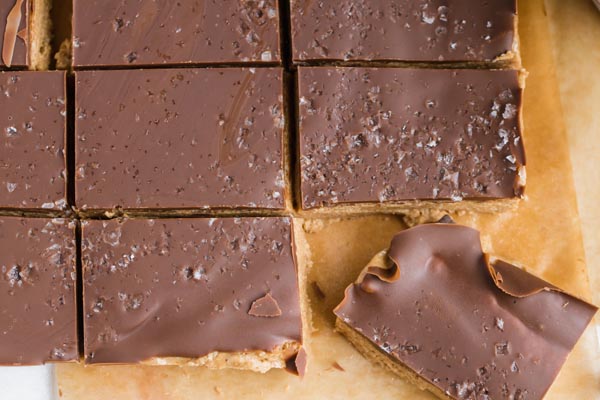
[354,230,577,302]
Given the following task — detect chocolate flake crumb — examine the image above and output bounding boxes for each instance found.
[248,293,282,318]
[437,215,455,224]
[285,348,307,377]
[332,361,345,372]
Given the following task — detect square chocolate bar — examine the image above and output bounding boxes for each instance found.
[75,68,287,213]
[72,0,281,67]
[0,71,66,210]
[82,217,304,372]
[292,0,519,66]
[335,222,597,400]
[298,67,525,214]
[0,217,78,365]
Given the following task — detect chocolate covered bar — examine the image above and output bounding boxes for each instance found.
[75,68,288,214]
[291,0,519,66]
[298,67,526,214]
[0,71,66,211]
[82,217,305,373]
[1,0,53,70]
[334,221,597,400]
[0,217,78,365]
[72,0,281,67]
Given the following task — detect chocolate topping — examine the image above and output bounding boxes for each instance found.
[335,223,597,400]
[331,361,345,372]
[298,67,525,209]
[75,68,285,210]
[72,0,281,67]
[82,217,302,364]
[0,217,78,365]
[249,293,283,318]
[0,72,67,209]
[1,0,27,68]
[292,0,516,63]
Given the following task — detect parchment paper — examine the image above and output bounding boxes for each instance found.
[545,1,600,392]
[546,0,600,311]
[56,1,600,398]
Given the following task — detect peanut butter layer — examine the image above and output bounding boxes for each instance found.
[72,0,281,67]
[82,217,303,367]
[291,0,518,64]
[0,217,77,365]
[334,222,597,400]
[0,71,66,210]
[1,0,27,68]
[75,68,285,211]
[298,67,525,210]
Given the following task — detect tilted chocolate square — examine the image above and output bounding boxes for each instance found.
[0,71,66,210]
[334,222,597,400]
[0,217,78,365]
[75,68,287,213]
[82,217,304,372]
[291,0,519,66]
[72,0,281,67]
[298,67,525,214]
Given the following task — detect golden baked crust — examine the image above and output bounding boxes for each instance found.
[54,37,70,70]
[29,0,52,70]
[297,197,520,219]
[335,318,452,400]
[139,342,302,373]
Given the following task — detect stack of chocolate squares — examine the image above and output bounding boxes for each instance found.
[2,0,306,373]
[0,1,596,399]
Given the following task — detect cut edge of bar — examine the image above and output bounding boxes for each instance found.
[335,318,452,399]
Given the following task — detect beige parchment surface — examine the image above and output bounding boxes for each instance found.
[56,0,600,398]
[546,0,600,312]
[545,0,600,393]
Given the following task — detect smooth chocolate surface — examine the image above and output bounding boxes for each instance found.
[0,217,78,365]
[335,223,597,400]
[82,217,302,364]
[0,71,66,209]
[72,0,281,67]
[298,67,525,209]
[291,0,516,63]
[75,68,285,210]
[1,0,27,68]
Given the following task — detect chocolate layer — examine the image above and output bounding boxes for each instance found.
[75,68,285,211]
[82,217,302,364]
[291,0,517,63]
[0,71,66,209]
[1,0,27,68]
[72,0,281,67]
[335,223,597,400]
[298,67,525,209]
[0,217,78,365]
